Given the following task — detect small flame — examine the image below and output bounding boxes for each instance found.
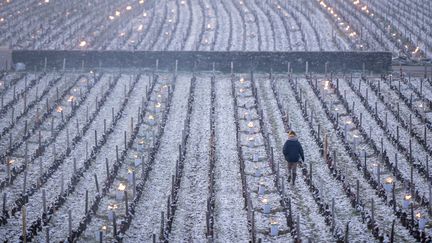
[118,183,126,191]
[247,122,254,128]
[155,103,161,108]
[56,106,63,113]
[384,176,393,184]
[262,197,269,204]
[107,203,118,210]
[148,115,155,120]
[404,194,412,201]
[240,77,245,83]
[68,95,75,102]
[416,212,422,219]
[79,40,87,47]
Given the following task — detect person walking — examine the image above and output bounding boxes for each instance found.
[283,130,304,185]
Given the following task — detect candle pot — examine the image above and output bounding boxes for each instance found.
[134,158,142,166]
[270,223,279,236]
[383,183,393,192]
[258,185,266,196]
[253,153,260,162]
[127,173,134,184]
[108,210,114,221]
[255,168,262,177]
[116,191,124,201]
[402,199,411,209]
[263,204,271,214]
[418,218,428,230]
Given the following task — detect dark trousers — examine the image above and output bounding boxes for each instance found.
[287,162,299,184]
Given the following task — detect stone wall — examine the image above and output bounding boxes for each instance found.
[12,50,392,73]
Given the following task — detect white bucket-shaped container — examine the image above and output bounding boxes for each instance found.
[418,218,428,230]
[262,198,271,214]
[270,223,279,236]
[253,153,260,162]
[127,171,134,184]
[258,185,266,196]
[255,167,262,177]
[116,191,124,201]
[134,158,142,166]
[383,183,393,193]
[402,197,412,209]
[108,210,114,221]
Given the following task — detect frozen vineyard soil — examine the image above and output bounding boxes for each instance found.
[0,70,431,242]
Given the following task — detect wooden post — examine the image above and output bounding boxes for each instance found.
[356,180,360,204]
[296,215,301,240]
[73,158,77,174]
[45,227,50,243]
[94,174,100,193]
[331,198,335,228]
[344,222,349,243]
[160,211,165,240]
[68,209,72,236]
[125,191,129,216]
[94,130,98,147]
[124,131,127,150]
[2,192,6,213]
[85,190,88,213]
[132,171,136,199]
[112,212,117,237]
[371,198,375,224]
[390,220,395,243]
[22,206,27,243]
[324,134,328,163]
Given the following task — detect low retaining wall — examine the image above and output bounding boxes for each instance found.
[12,50,392,73]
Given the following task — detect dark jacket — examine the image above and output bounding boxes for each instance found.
[283,136,304,163]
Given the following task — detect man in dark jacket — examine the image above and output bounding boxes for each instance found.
[283,130,304,185]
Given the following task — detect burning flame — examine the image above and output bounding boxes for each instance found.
[118,183,126,191]
[79,40,87,47]
[324,80,330,90]
[107,203,118,210]
[68,95,76,102]
[384,176,393,184]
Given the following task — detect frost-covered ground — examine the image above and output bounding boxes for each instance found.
[1,0,430,59]
[0,69,431,242]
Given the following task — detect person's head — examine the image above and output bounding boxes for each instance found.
[288,130,296,137]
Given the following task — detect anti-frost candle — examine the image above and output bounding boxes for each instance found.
[403,194,412,209]
[383,176,394,192]
[270,218,279,236]
[116,183,126,200]
[262,197,271,214]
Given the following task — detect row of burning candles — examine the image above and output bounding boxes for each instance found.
[323,79,430,230]
[95,84,169,239]
[239,77,280,236]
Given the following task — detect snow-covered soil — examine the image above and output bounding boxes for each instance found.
[1,0,428,58]
[0,70,431,242]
